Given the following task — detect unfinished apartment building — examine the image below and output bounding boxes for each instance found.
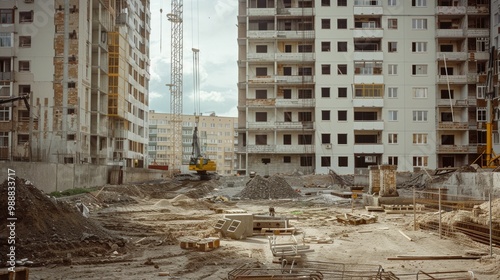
[0,0,149,167]
[237,0,499,176]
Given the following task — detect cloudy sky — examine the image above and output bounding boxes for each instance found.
[148,0,238,117]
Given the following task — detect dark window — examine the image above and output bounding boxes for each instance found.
[354,134,378,144]
[337,18,347,29]
[300,156,313,166]
[19,85,31,94]
[322,110,331,120]
[337,64,347,75]
[283,67,292,76]
[440,89,454,99]
[256,45,267,53]
[258,21,268,30]
[337,41,347,52]
[283,134,292,145]
[283,89,292,99]
[322,133,331,144]
[256,90,267,99]
[19,11,33,23]
[338,87,347,98]
[337,0,347,6]
[298,45,313,53]
[0,9,14,24]
[18,110,30,121]
[68,81,76,88]
[256,67,267,76]
[322,41,331,52]
[322,64,331,75]
[441,112,453,122]
[354,111,377,121]
[255,112,267,122]
[322,19,331,29]
[284,112,292,122]
[321,156,331,167]
[440,44,453,52]
[338,110,347,121]
[255,135,267,145]
[322,0,331,6]
[67,108,76,114]
[284,45,292,52]
[441,135,455,145]
[17,134,29,145]
[67,134,76,141]
[284,156,291,163]
[298,67,312,75]
[298,112,312,121]
[298,89,313,99]
[338,156,348,167]
[440,67,453,75]
[298,135,312,145]
[321,87,330,98]
[388,156,398,166]
[338,133,347,144]
[261,158,271,164]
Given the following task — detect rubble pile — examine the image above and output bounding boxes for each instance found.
[239,175,300,199]
[0,177,120,264]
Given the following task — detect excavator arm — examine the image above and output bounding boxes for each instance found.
[0,93,30,112]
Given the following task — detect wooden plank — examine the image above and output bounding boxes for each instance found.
[398,230,413,241]
[388,255,481,260]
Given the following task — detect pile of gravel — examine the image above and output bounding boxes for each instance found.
[238,175,301,199]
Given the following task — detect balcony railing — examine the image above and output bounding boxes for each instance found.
[353,143,384,154]
[437,99,469,107]
[353,121,384,130]
[0,72,12,81]
[275,75,314,84]
[437,52,467,61]
[436,145,469,153]
[436,29,464,37]
[437,75,467,84]
[353,29,383,38]
[242,144,315,154]
[437,122,469,130]
[466,5,489,14]
[276,99,315,108]
[437,6,466,15]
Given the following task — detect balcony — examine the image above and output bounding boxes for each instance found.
[248,8,275,16]
[437,52,467,61]
[437,121,469,130]
[353,144,384,154]
[353,29,383,38]
[276,99,315,108]
[352,98,384,108]
[247,30,277,39]
[276,30,315,39]
[246,99,275,107]
[436,29,464,38]
[436,145,469,153]
[353,121,384,130]
[467,29,489,37]
[469,52,489,60]
[248,75,274,84]
[243,144,315,154]
[353,51,383,61]
[275,53,315,62]
[466,5,489,14]
[354,75,384,84]
[437,75,467,84]
[247,122,277,130]
[247,53,274,62]
[436,6,466,15]
[277,7,314,16]
[0,72,13,81]
[437,99,470,107]
[353,6,383,15]
[275,75,314,84]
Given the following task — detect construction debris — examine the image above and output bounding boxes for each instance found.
[239,175,300,200]
[336,213,378,225]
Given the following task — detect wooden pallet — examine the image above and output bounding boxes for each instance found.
[179,236,220,252]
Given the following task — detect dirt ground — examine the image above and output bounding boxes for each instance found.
[2,175,500,280]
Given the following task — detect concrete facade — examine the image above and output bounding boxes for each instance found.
[0,0,149,168]
[148,111,239,175]
[237,0,499,176]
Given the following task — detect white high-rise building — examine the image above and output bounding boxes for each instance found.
[237,0,497,175]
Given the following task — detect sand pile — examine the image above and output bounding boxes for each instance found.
[239,175,300,199]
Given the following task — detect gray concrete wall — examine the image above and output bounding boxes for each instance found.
[0,162,109,193]
[122,167,165,184]
[442,171,500,198]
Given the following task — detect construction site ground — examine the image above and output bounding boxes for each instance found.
[2,174,500,280]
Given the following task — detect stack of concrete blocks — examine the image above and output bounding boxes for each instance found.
[369,165,398,197]
[214,214,254,240]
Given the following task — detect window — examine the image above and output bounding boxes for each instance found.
[338,134,347,144]
[0,9,14,24]
[298,89,312,99]
[413,156,428,167]
[338,110,347,121]
[19,85,31,94]
[413,133,428,144]
[283,134,291,145]
[321,19,331,29]
[298,112,312,121]
[284,156,291,163]
[255,67,267,76]
[19,61,30,72]
[321,157,331,167]
[68,81,76,88]
[477,86,486,99]
[322,64,331,75]
[388,64,398,75]
[337,19,347,29]
[322,0,331,6]
[337,41,347,52]
[413,111,428,122]
[17,134,29,145]
[388,18,398,29]
[255,90,267,99]
[298,135,312,145]
[338,156,348,167]
[300,156,313,167]
[322,134,331,144]
[412,0,427,7]
[441,89,454,99]
[477,108,487,122]
[388,133,398,144]
[388,87,398,98]
[19,36,31,47]
[321,87,330,98]
[388,156,398,166]
[388,0,397,6]
[321,41,331,52]
[298,44,313,53]
[337,64,347,75]
[338,87,347,98]
[19,11,33,23]
[412,19,427,30]
[256,45,267,53]
[441,135,454,145]
[412,87,428,98]
[67,134,76,141]
[412,42,427,53]
[412,64,427,75]
[255,112,267,122]
[337,0,347,6]
[321,110,331,121]
[298,67,312,75]
[0,107,10,121]
[255,135,267,145]
[0,32,12,47]
[283,89,292,99]
[18,110,29,121]
[388,42,397,52]
[388,110,398,121]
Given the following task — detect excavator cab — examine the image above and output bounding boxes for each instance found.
[188,125,216,179]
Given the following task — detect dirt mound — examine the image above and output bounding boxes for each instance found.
[239,175,300,199]
[0,177,121,265]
